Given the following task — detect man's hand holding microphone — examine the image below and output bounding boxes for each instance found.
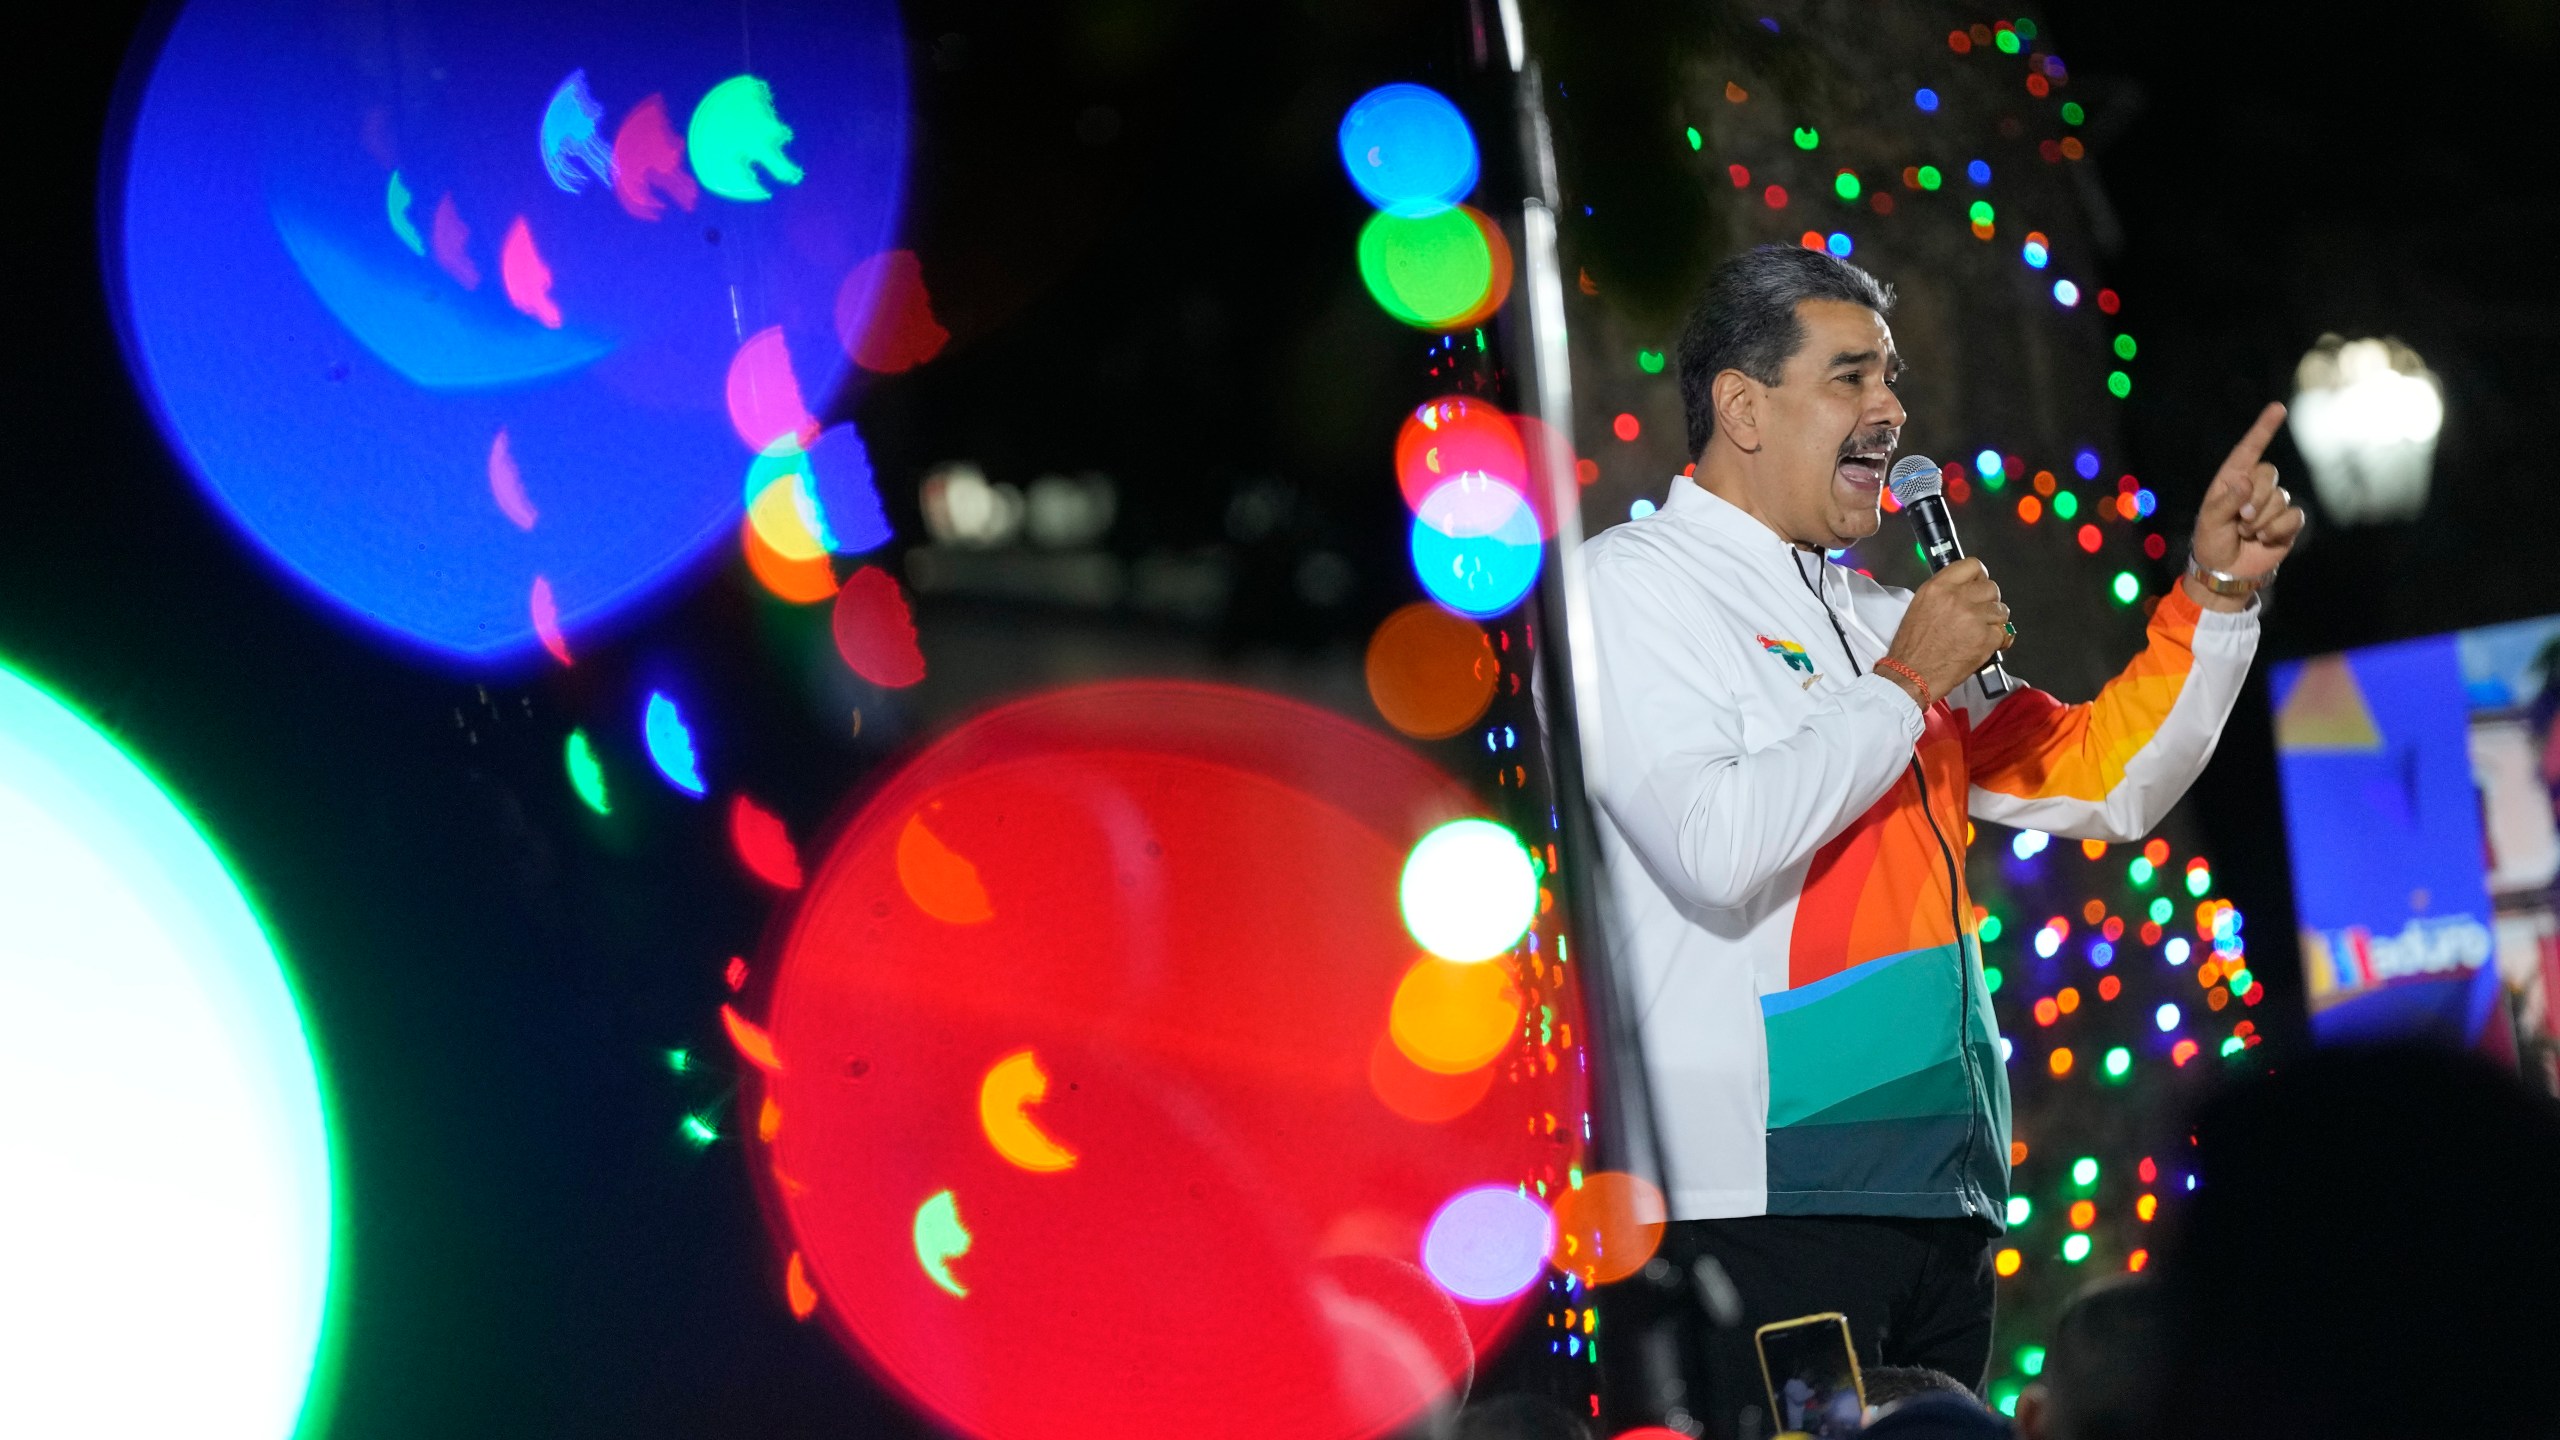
[1870,402,2305,712]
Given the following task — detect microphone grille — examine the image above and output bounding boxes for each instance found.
[1888,455,1944,506]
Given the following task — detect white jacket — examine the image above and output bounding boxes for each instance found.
[1582,478,2260,1222]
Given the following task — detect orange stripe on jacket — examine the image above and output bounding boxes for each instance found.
[1967,583,2204,803]
[1789,707,1972,989]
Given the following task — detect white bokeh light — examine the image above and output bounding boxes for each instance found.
[0,664,335,1439]
[2287,334,2444,525]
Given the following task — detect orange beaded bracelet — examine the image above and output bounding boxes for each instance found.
[1874,656,1932,710]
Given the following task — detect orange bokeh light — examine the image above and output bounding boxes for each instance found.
[2050,1047,2075,1077]
[1365,603,1499,741]
[741,508,837,599]
[2069,1200,2096,1229]
[1389,955,1524,1074]
[1368,1030,1496,1123]
[1995,1247,2023,1277]
[1550,1171,1669,1285]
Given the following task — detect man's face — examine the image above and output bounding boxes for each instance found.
[1756,299,1907,548]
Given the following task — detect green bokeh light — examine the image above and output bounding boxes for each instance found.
[2150,896,2176,925]
[2008,1195,2033,1226]
[2053,491,2079,520]
[1984,965,2004,994]
[2227,967,2254,993]
[2128,855,2155,885]
[1979,913,2005,943]
[2016,17,2039,40]
[1686,125,1702,151]
[2112,571,2141,605]
[1917,165,1943,191]
[2018,1345,2048,1377]
[681,1113,720,1147]
[2062,101,2085,124]
[1793,126,1820,150]
[1968,199,1995,226]
[2072,1156,2100,1188]
[2114,333,2138,360]
[1358,208,1497,330]
[1400,818,1538,963]
[2061,1233,2092,1262]
[1996,28,2022,53]
[2108,371,2133,398]
[2103,1046,2133,1080]
[565,729,611,815]
[687,74,806,203]
[2187,865,2213,897]
[1638,348,1667,374]
[1834,171,1861,201]
[0,659,338,1439]
[2221,1035,2247,1057]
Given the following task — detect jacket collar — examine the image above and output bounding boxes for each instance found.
[1661,477,1828,575]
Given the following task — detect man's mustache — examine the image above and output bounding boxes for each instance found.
[1837,429,1901,456]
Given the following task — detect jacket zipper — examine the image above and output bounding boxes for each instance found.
[1797,553,1989,1221]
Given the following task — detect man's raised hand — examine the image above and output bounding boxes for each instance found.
[2192,401,2307,584]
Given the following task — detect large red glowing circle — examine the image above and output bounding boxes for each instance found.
[757,683,1583,1440]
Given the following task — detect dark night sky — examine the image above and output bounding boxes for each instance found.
[4,0,2543,1433]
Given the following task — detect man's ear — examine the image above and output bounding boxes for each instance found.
[1712,369,1763,455]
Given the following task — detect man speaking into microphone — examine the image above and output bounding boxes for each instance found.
[1582,244,2299,1405]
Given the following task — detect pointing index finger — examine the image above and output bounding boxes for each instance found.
[2217,401,2289,480]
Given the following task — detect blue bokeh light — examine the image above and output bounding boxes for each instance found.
[2022,240,2049,269]
[2075,449,2101,480]
[1914,87,1940,112]
[1975,449,2004,480]
[113,0,909,661]
[1826,232,1853,257]
[2053,279,2082,307]
[1411,478,1542,618]
[1337,84,1479,217]
[1967,158,1992,185]
[643,691,706,796]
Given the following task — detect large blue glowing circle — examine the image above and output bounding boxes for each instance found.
[112,0,908,661]
[0,660,334,1436]
[1337,84,1479,217]
[1409,477,1542,619]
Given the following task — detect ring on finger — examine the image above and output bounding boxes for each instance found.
[2002,621,2017,637]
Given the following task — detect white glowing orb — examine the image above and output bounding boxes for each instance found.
[0,664,334,1438]
[2288,335,2444,525]
[1399,818,1537,963]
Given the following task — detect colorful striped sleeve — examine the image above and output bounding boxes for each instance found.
[1961,585,2255,841]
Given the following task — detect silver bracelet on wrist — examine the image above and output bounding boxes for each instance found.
[2186,551,2275,598]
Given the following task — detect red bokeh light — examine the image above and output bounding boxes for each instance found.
[730,794,805,890]
[832,565,927,687]
[755,683,1583,1440]
[838,249,951,374]
[1393,397,1565,540]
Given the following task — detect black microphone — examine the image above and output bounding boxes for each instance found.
[1888,455,2010,697]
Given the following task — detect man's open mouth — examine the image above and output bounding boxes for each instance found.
[1836,448,1892,490]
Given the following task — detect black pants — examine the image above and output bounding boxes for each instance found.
[1603,1215,1996,1438]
